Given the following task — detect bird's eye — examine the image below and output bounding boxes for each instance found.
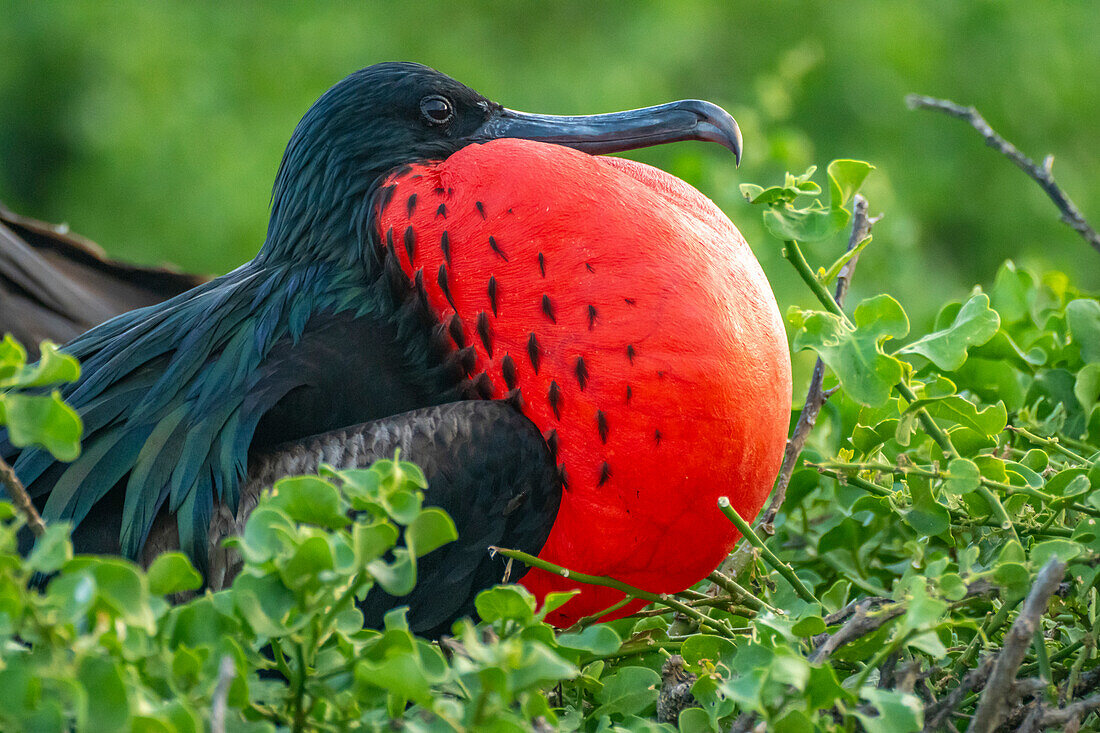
[420,95,454,125]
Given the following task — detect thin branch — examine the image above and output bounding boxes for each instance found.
[759,195,876,530]
[822,595,893,626]
[708,569,781,614]
[970,557,1067,733]
[0,454,45,537]
[717,497,819,604]
[808,599,905,663]
[922,656,995,732]
[907,94,1100,255]
[1042,692,1100,727]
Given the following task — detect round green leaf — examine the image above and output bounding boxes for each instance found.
[147,552,203,596]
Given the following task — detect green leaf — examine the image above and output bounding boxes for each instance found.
[901,396,1007,437]
[147,552,203,596]
[267,476,348,529]
[537,590,580,620]
[406,507,456,557]
[557,624,622,655]
[990,261,1034,325]
[903,479,950,537]
[382,488,423,525]
[944,458,981,495]
[26,522,73,574]
[352,521,399,566]
[1076,364,1100,410]
[594,666,660,717]
[367,549,416,596]
[1067,298,1100,363]
[791,614,827,637]
[79,656,131,733]
[233,572,297,636]
[1,391,83,461]
[476,585,537,625]
[0,333,28,383]
[805,663,854,710]
[740,182,797,205]
[898,294,1000,370]
[938,573,968,601]
[681,634,737,669]
[13,341,81,388]
[356,654,435,707]
[819,232,872,285]
[827,159,874,210]
[764,203,849,243]
[282,535,335,590]
[855,689,922,733]
[1031,540,1082,568]
[899,583,946,633]
[789,295,910,406]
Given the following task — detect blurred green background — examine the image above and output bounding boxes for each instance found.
[2,1,1097,332]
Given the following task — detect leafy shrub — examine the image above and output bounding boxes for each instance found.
[0,159,1098,731]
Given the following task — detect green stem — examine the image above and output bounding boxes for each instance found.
[895,382,958,458]
[1010,425,1093,465]
[977,486,1021,545]
[717,497,819,605]
[952,597,1020,677]
[293,641,308,732]
[490,547,737,638]
[813,459,1100,518]
[583,640,686,664]
[828,469,1071,537]
[852,630,914,691]
[567,596,634,630]
[1054,433,1100,457]
[784,240,845,318]
[1066,589,1100,702]
[1034,627,1053,687]
[1020,637,1084,677]
[814,552,891,596]
[708,570,781,614]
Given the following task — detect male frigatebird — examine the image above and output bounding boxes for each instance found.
[2,63,791,633]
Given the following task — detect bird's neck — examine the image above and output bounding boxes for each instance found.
[257,131,398,269]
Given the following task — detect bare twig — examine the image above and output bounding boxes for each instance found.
[809,599,905,664]
[759,195,876,529]
[210,654,234,733]
[821,596,893,627]
[1075,666,1100,699]
[1041,692,1100,727]
[969,557,1067,733]
[922,656,995,732]
[907,94,1100,255]
[0,455,45,537]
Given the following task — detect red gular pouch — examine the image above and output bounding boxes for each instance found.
[377,138,791,626]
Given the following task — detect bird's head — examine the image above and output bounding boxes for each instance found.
[262,62,741,262]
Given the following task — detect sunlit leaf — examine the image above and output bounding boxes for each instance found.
[789,295,910,406]
[898,294,1000,370]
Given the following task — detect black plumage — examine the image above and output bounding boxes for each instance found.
[1,61,745,631]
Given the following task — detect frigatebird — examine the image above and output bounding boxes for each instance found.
[2,63,791,633]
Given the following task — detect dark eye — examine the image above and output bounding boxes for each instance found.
[420,95,454,125]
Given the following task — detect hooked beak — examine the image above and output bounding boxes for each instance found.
[471,99,743,165]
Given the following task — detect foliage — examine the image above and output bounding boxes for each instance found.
[2,157,1100,731]
[0,335,82,461]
